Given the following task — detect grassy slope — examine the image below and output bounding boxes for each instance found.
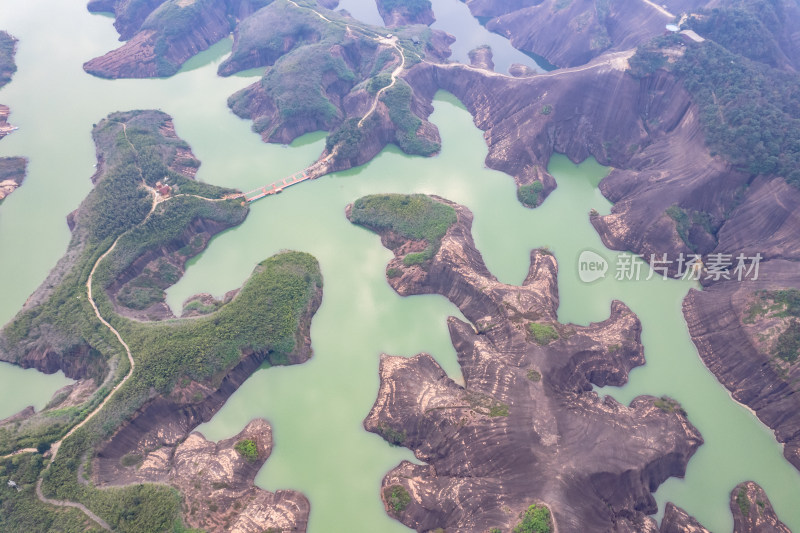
[0,109,322,532]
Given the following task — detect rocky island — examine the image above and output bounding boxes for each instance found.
[0,109,322,531]
[0,30,26,205]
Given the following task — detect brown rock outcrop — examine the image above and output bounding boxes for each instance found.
[399,58,800,472]
[0,156,26,202]
[468,45,494,71]
[376,0,435,27]
[659,503,710,533]
[115,418,309,532]
[356,196,703,532]
[731,481,790,533]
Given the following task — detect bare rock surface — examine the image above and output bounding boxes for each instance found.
[353,197,703,532]
[132,418,309,532]
[376,0,435,26]
[731,481,791,533]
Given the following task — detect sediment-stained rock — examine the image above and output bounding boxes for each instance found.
[683,263,800,470]
[730,481,790,533]
[354,196,703,532]
[659,503,710,533]
[399,56,800,472]
[375,0,435,27]
[123,418,309,532]
[462,0,674,69]
[0,156,26,202]
[468,45,494,71]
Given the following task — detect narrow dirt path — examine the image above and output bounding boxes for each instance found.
[36,478,112,530]
[29,121,153,530]
[359,39,406,128]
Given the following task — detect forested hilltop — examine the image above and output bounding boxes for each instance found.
[630,0,800,186]
[0,110,322,532]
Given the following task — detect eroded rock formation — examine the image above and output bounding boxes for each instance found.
[112,418,309,532]
[353,196,703,532]
[376,0,435,27]
[730,481,790,533]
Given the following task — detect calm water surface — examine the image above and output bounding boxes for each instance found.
[0,1,798,532]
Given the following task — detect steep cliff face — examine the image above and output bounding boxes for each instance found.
[84,0,233,78]
[404,59,693,209]
[462,0,674,69]
[375,0,435,27]
[83,0,274,78]
[683,264,800,469]
[87,0,169,40]
[730,481,791,533]
[353,196,703,532]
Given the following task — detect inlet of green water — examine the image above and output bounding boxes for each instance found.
[0,1,798,532]
[336,0,543,74]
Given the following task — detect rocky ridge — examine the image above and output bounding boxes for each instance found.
[375,0,435,27]
[730,481,791,533]
[462,0,678,69]
[351,195,703,532]
[396,45,800,474]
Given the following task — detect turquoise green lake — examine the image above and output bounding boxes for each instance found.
[0,1,798,532]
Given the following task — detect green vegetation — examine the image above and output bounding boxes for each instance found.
[685,0,786,67]
[349,194,457,267]
[234,439,259,461]
[0,31,17,87]
[0,110,323,532]
[540,104,552,115]
[513,504,552,533]
[0,454,104,533]
[381,0,431,16]
[377,423,406,446]
[653,396,687,416]
[527,322,559,345]
[630,14,800,187]
[745,289,800,323]
[736,487,750,517]
[384,484,411,515]
[120,453,143,468]
[665,205,718,252]
[517,182,544,207]
[326,118,364,162]
[387,267,402,278]
[367,71,393,94]
[464,391,509,418]
[527,369,542,382]
[261,41,351,124]
[673,41,800,183]
[774,320,800,363]
[380,80,440,156]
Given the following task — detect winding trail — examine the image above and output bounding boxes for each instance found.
[358,38,406,128]
[23,121,155,531]
[35,478,112,530]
